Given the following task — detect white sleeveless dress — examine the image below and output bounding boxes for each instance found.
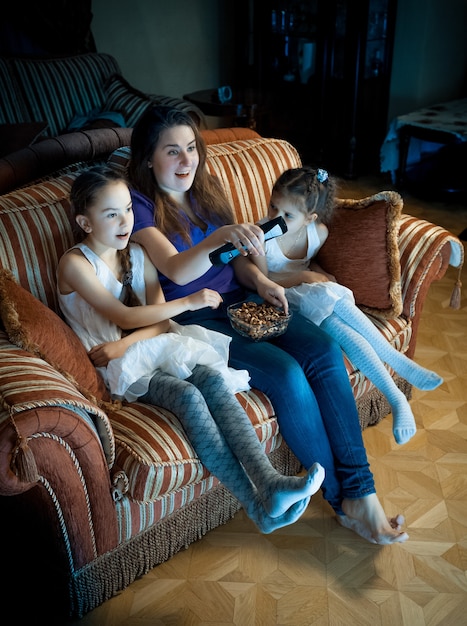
[265,221,354,326]
[58,242,250,401]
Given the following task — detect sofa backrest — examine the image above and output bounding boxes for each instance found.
[0,135,301,313]
[0,174,76,311]
[0,53,121,135]
[0,58,27,125]
[0,127,133,196]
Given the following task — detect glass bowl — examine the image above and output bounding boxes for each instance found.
[227,301,292,341]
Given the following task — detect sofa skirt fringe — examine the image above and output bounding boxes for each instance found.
[69,443,301,618]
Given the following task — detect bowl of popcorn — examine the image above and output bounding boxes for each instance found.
[227,301,292,341]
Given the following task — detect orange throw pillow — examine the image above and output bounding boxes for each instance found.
[317,191,403,318]
[0,268,110,403]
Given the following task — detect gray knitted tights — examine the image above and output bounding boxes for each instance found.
[139,364,324,533]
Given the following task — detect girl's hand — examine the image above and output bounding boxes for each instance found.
[88,341,126,367]
[257,281,289,315]
[187,289,223,311]
[219,223,265,257]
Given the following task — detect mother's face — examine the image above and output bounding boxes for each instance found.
[148,124,199,196]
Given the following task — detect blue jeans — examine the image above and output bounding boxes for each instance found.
[173,288,375,514]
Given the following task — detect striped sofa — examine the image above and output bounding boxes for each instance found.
[0,128,463,621]
[0,52,205,157]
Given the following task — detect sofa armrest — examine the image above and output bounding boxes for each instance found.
[0,338,115,482]
[0,340,119,565]
[398,215,464,355]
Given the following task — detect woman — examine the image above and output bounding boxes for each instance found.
[127,105,408,544]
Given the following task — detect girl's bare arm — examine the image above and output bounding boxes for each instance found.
[57,248,222,331]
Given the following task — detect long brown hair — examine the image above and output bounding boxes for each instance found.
[127,105,235,244]
[70,165,141,307]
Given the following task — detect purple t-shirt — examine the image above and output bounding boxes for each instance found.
[130,188,239,301]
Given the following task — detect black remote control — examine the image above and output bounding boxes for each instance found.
[209,216,288,265]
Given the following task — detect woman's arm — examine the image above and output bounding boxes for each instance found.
[131,222,265,285]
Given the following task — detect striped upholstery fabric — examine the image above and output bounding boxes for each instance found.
[2,130,462,619]
[1,133,460,511]
[0,147,283,506]
[398,214,464,319]
[106,145,132,175]
[0,174,76,311]
[104,74,205,128]
[9,53,120,137]
[202,127,261,144]
[206,138,302,223]
[109,388,280,503]
[114,473,221,542]
[108,137,302,224]
[0,53,205,148]
[0,334,115,467]
[0,59,27,125]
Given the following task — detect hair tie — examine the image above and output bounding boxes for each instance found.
[122,270,133,287]
[317,168,328,184]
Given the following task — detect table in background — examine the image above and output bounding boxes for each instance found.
[380,98,467,188]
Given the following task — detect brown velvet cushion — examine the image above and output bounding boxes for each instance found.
[316,191,403,318]
[0,268,111,403]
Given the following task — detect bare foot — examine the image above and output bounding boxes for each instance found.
[337,494,409,544]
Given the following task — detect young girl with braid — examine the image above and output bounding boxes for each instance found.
[56,165,325,535]
[253,166,443,445]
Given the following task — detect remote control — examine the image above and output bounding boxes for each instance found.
[209,216,288,265]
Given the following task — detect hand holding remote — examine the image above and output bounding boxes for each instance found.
[209,217,288,265]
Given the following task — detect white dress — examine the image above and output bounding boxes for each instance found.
[58,242,250,401]
[265,221,354,326]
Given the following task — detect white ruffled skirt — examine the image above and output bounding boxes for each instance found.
[102,321,250,402]
[286,281,355,326]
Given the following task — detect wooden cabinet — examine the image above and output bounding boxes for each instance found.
[233,0,397,178]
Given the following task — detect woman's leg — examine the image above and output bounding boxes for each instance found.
[183,310,351,513]
[175,307,408,543]
[272,313,408,543]
[333,299,443,390]
[321,312,417,444]
[139,369,314,533]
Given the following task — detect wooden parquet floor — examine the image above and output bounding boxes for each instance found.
[70,176,467,626]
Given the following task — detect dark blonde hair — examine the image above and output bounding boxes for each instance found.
[70,165,141,308]
[127,105,235,244]
[272,166,337,226]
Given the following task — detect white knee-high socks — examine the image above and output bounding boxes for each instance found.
[333,299,443,391]
[320,299,442,445]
